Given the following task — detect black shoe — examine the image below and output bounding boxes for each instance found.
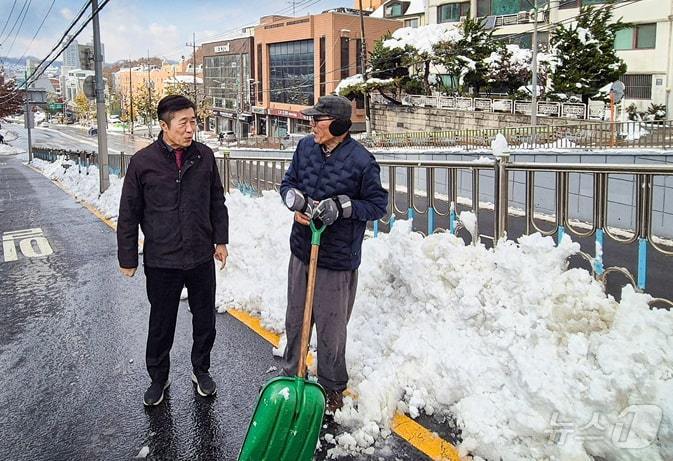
[325,389,344,414]
[143,379,171,406]
[191,372,217,397]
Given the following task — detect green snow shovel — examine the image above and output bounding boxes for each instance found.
[238,220,327,461]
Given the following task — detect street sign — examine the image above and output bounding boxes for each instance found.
[48,102,65,110]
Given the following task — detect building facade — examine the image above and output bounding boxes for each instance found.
[371,0,427,28]
[201,36,255,137]
[252,10,401,136]
[423,0,673,115]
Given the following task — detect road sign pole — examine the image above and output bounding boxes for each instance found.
[92,0,110,193]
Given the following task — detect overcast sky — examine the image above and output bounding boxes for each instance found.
[0,0,351,63]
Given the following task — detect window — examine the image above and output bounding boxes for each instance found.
[341,37,350,80]
[438,3,469,23]
[615,23,657,50]
[385,3,404,17]
[319,37,326,96]
[620,74,652,99]
[204,53,248,110]
[477,0,548,16]
[560,0,620,9]
[355,39,362,74]
[404,18,420,28]
[498,32,549,49]
[256,44,262,102]
[269,39,314,105]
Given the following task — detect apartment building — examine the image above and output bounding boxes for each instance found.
[422,0,673,114]
[371,0,427,28]
[252,9,401,136]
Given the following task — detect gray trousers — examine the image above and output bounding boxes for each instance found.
[280,254,358,392]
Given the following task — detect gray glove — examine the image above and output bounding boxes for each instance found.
[284,188,316,216]
[314,195,351,226]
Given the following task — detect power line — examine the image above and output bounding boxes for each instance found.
[0,0,29,45]
[0,0,19,42]
[0,0,110,104]
[4,0,34,59]
[12,0,56,67]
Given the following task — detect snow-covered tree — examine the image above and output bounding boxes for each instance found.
[550,1,629,104]
[0,80,26,118]
[382,24,461,95]
[434,18,497,95]
[133,83,159,131]
[484,44,554,96]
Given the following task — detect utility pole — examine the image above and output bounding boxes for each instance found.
[358,0,371,136]
[147,49,153,137]
[128,58,134,135]
[530,0,539,143]
[186,33,199,140]
[24,71,33,163]
[92,0,109,193]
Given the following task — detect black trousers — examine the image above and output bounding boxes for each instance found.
[144,259,216,383]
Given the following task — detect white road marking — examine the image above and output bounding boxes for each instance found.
[2,228,54,262]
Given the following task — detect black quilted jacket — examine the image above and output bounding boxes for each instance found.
[117,133,229,270]
[280,135,387,271]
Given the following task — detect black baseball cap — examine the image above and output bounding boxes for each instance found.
[302,95,352,119]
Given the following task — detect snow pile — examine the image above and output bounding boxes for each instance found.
[383,23,463,55]
[31,158,123,219]
[491,133,509,157]
[576,27,599,46]
[0,144,20,155]
[28,159,673,461]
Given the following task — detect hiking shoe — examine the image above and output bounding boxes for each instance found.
[325,389,344,414]
[191,372,217,397]
[143,379,171,406]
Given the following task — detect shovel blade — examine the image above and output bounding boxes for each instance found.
[239,376,326,461]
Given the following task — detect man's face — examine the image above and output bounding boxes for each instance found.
[310,115,336,145]
[160,107,196,148]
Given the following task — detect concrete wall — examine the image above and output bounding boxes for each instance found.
[371,103,579,132]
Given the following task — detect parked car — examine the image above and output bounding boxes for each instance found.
[219,131,236,144]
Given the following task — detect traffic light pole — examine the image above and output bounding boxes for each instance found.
[92,0,109,193]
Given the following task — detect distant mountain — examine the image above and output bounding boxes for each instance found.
[0,56,62,68]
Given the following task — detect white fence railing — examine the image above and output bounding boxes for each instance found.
[379,94,608,121]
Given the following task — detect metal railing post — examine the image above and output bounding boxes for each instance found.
[494,154,510,241]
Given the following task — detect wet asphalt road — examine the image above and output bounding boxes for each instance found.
[0,153,430,460]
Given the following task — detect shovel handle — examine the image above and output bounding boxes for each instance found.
[297,220,327,378]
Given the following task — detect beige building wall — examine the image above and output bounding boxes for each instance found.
[253,11,401,133]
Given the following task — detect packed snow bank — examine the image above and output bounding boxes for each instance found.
[0,144,20,155]
[29,161,673,461]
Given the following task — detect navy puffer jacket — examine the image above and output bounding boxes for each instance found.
[280,135,388,271]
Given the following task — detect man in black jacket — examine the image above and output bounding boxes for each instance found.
[117,95,229,406]
[280,95,388,413]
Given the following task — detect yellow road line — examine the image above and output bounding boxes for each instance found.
[227,311,461,461]
[392,412,461,461]
[28,163,463,461]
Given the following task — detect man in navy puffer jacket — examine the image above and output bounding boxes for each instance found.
[279,95,388,413]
